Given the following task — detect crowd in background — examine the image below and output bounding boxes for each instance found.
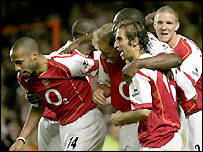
[1,1,201,151]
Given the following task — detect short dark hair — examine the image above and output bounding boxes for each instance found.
[116,20,149,52]
[113,8,145,25]
[12,37,40,54]
[71,19,98,40]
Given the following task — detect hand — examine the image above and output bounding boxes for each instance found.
[111,111,122,126]
[122,60,139,85]
[145,12,156,26]
[25,91,42,104]
[62,33,93,54]
[9,140,24,151]
[92,88,107,105]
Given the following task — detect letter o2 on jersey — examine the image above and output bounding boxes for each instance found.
[119,81,130,100]
[45,89,63,105]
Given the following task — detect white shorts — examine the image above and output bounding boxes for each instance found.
[38,117,62,151]
[119,122,141,151]
[140,131,182,151]
[59,108,106,151]
[178,106,188,150]
[185,110,202,151]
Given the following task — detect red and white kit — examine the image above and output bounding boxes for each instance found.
[148,33,202,151]
[98,55,141,151]
[130,53,181,150]
[172,35,202,151]
[18,53,106,151]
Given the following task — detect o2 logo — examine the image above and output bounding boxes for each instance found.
[119,81,130,100]
[45,89,69,105]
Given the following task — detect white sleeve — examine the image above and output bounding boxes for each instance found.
[97,57,111,87]
[93,50,102,61]
[172,68,197,100]
[129,69,152,105]
[53,54,98,77]
[179,49,202,84]
[147,33,174,56]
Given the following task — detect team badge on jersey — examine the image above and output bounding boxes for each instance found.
[42,79,50,88]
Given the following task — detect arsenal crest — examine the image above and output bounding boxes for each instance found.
[42,79,50,87]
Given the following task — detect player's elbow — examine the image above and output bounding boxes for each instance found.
[173,53,182,67]
[141,109,151,118]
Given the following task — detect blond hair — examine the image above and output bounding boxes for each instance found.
[155,6,179,22]
[92,23,115,50]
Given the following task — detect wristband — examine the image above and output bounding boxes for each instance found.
[16,137,26,144]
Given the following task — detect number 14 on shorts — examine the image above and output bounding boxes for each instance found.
[66,136,79,150]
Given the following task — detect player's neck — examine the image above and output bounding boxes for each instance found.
[35,55,48,76]
[168,34,180,48]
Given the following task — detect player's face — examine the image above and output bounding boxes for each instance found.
[99,42,120,63]
[114,28,134,61]
[10,48,35,77]
[153,12,179,45]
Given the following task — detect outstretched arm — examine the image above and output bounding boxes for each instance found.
[9,106,44,151]
[122,53,182,84]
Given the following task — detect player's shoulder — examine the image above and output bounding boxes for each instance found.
[178,35,200,51]
[137,53,156,78]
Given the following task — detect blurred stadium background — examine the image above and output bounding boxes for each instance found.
[1,1,202,151]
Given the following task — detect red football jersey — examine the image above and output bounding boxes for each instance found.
[42,40,101,120]
[172,35,202,115]
[18,54,98,125]
[99,54,131,112]
[130,53,181,148]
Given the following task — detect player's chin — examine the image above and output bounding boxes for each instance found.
[23,71,31,77]
[158,35,169,43]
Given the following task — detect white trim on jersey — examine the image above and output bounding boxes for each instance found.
[97,54,111,87]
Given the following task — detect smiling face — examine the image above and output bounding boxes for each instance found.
[10,47,37,77]
[153,12,180,47]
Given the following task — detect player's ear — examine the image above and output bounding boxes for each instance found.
[31,50,39,60]
[131,37,139,47]
[175,21,180,32]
